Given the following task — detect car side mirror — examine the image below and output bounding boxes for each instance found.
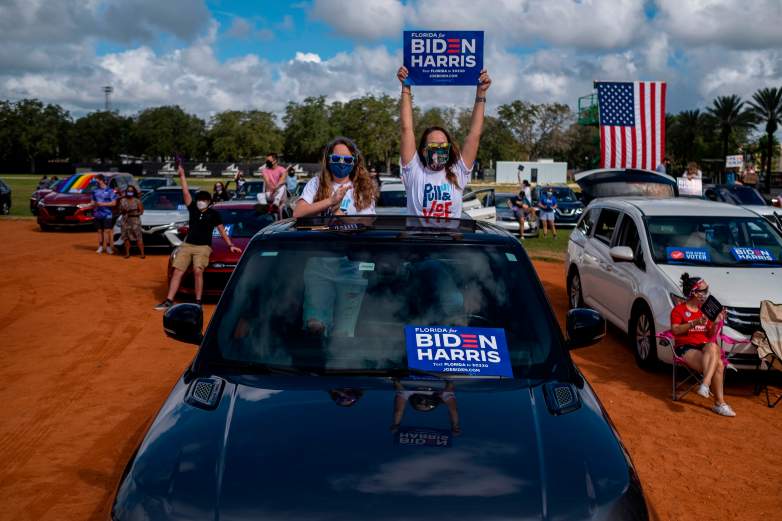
[163,303,203,345]
[609,245,634,262]
[566,309,606,349]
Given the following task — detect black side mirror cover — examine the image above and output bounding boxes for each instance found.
[163,303,203,345]
[566,308,606,349]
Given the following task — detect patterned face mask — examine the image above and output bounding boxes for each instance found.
[425,143,450,171]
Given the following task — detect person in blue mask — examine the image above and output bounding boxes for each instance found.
[538,187,558,238]
[294,137,377,217]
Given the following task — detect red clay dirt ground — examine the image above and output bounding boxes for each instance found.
[0,219,780,520]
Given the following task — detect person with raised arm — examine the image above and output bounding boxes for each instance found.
[396,65,491,219]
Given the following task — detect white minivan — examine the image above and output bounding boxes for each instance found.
[566,169,782,369]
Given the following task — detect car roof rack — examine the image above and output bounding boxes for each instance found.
[293,215,479,234]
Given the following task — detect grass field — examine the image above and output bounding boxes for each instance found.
[519,228,571,261]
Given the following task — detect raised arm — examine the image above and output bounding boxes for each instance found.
[178,166,192,206]
[460,69,492,169]
[397,66,416,165]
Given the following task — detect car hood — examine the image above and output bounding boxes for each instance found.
[209,237,251,263]
[41,192,91,205]
[657,264,782,307]
[113,375,645,520]
[556,201,584,210]
[139,209,189,226]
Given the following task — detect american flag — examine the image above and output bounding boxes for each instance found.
[596,81,666,170]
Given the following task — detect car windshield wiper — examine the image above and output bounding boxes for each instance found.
[211,360,319,376]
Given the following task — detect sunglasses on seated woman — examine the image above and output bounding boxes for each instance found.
[328,154,355,165]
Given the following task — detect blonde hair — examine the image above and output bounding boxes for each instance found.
[314,137,378,211]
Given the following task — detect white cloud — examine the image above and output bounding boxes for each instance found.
[657,0,782,50]
[294,52,322,64]
[310,0,404,40]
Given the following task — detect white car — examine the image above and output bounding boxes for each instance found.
[566,170,782,369]
[113,187,198,249]
[376,183,496,222]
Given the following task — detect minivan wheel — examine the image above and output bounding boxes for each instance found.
[567,269,584,309]
[631,305,659,370]
[0,201,9,215]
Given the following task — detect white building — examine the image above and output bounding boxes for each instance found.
[495,160,568,185]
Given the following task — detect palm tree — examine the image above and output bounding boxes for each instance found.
[677,109,706,162]
[706,95,755,162]
[748,87,782,192]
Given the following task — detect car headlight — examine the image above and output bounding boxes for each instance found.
[37,200,45,207]
[575,208,584,214]
[171,220,188,228]
[77,203,92,209]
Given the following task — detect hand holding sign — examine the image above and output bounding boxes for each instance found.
[403,31,484,86]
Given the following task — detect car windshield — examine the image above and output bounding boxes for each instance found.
[647,216,782,267]
[141,190,189,210]
[544,187,577,202]
[204,239,562,378]
[215,208,276,238]
[237,181,264,198]
[726,186,766,206]
[378,189,407,207]
[495,194,514,208]
[139,178,168,190]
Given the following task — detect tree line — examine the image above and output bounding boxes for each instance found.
[0,87,779,187]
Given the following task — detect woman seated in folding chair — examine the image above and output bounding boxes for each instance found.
[671,273,736,417]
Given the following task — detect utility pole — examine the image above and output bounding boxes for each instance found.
[103,85,113,111]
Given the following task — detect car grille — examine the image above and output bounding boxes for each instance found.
[204,271,233,291]
[45,205,77,217]
[725,307,761,336]
[556,208,576,216]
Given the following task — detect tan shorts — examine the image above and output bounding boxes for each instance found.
[172,243,212,272]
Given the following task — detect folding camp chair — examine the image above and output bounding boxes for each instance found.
[752,300,782,408]
[658,321,736,402]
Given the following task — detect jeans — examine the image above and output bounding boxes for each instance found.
[302,257,368,337]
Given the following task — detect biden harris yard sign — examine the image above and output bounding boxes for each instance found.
[404,31,484,86]
[405,326,513,377]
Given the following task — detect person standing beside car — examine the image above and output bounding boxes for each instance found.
[262,153,288,218]
[510,189,532,240]
[155,166,242,310]
[92,174,118,254]
[119,185,145,259]
[538,188,557,239]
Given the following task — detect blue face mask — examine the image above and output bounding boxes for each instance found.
[328,162,353,179]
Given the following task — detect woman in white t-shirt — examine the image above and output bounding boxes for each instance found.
[293,137,378,217]
[396,65,492,219]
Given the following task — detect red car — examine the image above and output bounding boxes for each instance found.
[36,172,135,230]
[168,201,276,297]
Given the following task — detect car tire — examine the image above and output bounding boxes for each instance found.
[39,223,52,232]
[1,201,9,215]
[566,268,585,309]
[630,304,659,370]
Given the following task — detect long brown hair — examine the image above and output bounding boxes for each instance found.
[417,126,463,190]
[315,137,378,211]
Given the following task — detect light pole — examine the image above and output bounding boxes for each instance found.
[103,86,113,111]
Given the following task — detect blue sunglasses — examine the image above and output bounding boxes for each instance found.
[328,154,355,165]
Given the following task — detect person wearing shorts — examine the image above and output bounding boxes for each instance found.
[92,174,117,254]
[538,188,557,238]
[155,166,242,310]
[510,190,532,240]
[671,273,734,417]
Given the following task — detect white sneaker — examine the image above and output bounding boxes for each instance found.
[106,247,113,255]
[96,246,104,254]
[696,384,710,398]
[712,403,736,417]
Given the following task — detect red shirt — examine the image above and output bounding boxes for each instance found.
[670,303,712,346]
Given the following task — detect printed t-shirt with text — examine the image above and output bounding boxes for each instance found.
[401,155,471,218]
[670,303,712,347]
[300,177,375,215]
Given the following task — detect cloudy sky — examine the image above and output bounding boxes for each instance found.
[1,0,780,120]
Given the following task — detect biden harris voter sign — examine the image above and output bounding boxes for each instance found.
[403,31,484,86]
[405,326,513,377]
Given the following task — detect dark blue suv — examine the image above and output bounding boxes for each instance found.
[112,216,647,521]
[535,186,585,227]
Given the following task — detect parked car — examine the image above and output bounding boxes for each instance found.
[0,178,11,215]
[167,201,276,297]
[138,176,176,196]
[566,191,782,369]
[284,179,309,217]
[113,215,648,520]
[704,184,782,232]
[494,192,540,237]
[30,178,66,215]
[533,186,584,227]
[233,180,265,201]
[113,186,198,249]
[37,172,134,230]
